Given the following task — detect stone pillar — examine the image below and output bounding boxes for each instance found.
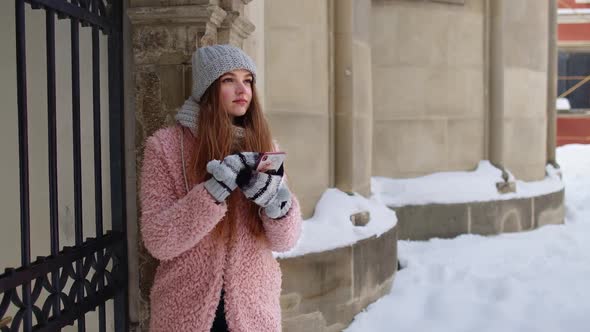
[242,0,265,106]
[488,0,505,168]
[333,0,373,196]
[487,0,549,185]
[128,1,254,329]
[501,0,550,181]
[487,0,515,192]
[262,0,331,218]
[547,0,558,167]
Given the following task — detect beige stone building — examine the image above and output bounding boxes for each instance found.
[127,0,564,330]
[0,0,564,331]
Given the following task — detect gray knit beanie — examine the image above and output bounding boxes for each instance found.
[192,44,257,102]
[175,44,257,134]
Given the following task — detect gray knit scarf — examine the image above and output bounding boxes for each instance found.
[175,96,245,149]
[175,96,200,136]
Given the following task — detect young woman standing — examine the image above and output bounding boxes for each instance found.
[139,44,302,332]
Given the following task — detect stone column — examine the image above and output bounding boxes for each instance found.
[488,0,505,169]
[128,1,254,329]
[487,0,515,192]
[261,0,331,218]
[333,0,373,196]
[547,0,558,167]
[487,0,549,186]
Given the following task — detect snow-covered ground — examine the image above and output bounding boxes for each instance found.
[345,144,590,332]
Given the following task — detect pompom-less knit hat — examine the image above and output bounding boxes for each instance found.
[192,44,257,102]
[176,44,257,133]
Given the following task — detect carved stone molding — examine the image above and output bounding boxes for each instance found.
[216,0,256,46]
[128,3,254,47]
[374,0,464,4]
[219,12,255,46]
[220,0,248,12]
[127,4,226,26]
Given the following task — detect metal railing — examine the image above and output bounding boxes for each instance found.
[0,0,127,331]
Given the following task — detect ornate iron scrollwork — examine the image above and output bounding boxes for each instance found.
[0,233,124,331]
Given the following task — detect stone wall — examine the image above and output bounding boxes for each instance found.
[371,0,487,178]
[394,189,564,240]
[370,0,551,182]
[279,225,398,332]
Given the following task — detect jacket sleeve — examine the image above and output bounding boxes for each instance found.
[140,135,228,261]
[261,193,303,252]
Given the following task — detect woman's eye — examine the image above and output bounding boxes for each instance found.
[244,79,253,85]
[222,77,233,83]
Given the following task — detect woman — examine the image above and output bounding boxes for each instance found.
[140,44,302,332]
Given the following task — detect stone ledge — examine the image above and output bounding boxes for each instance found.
[393,189,565,241]
[128,5,226,26]
[278,225,398,332]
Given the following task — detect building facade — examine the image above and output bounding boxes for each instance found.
[0,0,564,331]
[557,0,590,145]
[129,0,562,330]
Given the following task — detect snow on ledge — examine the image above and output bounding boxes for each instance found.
[274,189,398,259]
[371,161,564,208]
[275,161,563,259]
[557,97,571,111]
[558,8,590,15]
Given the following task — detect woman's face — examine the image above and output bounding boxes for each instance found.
[219,69,253,118]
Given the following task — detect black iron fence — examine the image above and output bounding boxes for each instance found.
[0,1,127,331]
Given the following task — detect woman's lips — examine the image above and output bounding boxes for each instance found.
[233,99,248,105]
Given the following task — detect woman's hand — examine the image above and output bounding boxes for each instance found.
[204,152,259,202]
[237,164,292,218]
[262,182,292,219]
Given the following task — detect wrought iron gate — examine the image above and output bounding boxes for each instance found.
[0,1,128,331]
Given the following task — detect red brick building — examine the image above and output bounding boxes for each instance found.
[557,0,590,145]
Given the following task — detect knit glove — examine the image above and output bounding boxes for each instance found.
[204,152,259,202]
[262,182,292,219]
[236,164,284,209]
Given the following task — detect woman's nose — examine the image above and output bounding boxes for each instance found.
[235,81,247,94]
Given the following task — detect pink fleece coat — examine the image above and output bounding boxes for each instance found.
[140,126,302,332]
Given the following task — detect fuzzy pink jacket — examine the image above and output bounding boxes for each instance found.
[140,126,302,332]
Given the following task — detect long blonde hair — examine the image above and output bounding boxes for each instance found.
[188,78,274,237]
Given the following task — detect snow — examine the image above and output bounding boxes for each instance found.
[345,144,590,332]
[558,8,590,15]
[557,97,571,111]
[274,189,398,259]
[372,160,563,208]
